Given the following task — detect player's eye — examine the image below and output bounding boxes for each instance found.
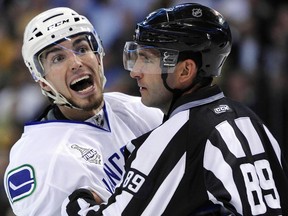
[74,40,93,55]
[75,46,90,55]
[51,54,66,63]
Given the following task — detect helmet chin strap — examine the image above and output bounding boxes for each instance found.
[161,68,212,121]
[39,78,104,115]
[98,54,106,89]
[161,72,184,122]
[39,77,82,110]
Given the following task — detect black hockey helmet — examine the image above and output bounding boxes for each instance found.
[132,3,232,77]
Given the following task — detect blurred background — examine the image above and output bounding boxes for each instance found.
[0,0,287,215]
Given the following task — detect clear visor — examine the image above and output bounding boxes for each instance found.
[34,33,100,77]
[123,41,179,74]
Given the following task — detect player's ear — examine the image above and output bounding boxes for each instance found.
[39,80,52,92]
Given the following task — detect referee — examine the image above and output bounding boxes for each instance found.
[63,3,288,216]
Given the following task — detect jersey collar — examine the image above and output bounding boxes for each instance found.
[169,85,224,118]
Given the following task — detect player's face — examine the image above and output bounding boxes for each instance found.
[40,35,104,111]
[130,51,175,114]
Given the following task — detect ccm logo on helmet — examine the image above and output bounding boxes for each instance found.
[47,19,69,31]
[213,104,233,114]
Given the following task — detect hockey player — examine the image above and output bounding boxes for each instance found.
[63,3,288,216]
[3,7,163,216]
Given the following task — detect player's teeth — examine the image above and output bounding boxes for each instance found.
[71,75,89,85]
[78,85,93,93]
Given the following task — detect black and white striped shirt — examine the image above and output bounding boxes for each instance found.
[84,85,288,215]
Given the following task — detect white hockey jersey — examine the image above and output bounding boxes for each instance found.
[4,92,163,216]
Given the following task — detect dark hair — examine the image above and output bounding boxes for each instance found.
[178,51,213,87]
[177,51,202,69]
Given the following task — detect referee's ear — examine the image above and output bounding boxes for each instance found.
[177,59,197,89]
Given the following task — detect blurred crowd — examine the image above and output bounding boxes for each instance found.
[0,0,287,215]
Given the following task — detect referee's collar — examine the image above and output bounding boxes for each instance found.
[169,85,224,118]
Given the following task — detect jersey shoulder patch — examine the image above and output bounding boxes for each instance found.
[210,104,233,115]
[5,164,36,203]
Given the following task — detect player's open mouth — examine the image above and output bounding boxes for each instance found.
[70,75,94,93]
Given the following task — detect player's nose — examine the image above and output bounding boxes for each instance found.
[68,52,83,72]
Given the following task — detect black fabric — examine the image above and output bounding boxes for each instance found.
[64,85,288,216]
[192,203,237,216]
[66,189,97,216]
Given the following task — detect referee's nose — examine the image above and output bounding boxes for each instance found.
[130,70,143,80]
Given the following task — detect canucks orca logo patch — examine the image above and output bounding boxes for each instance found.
[6,164,36,203]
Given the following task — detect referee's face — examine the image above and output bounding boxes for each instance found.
[130,69,173,115]
[40,35,104,112]
[130,57,197,114]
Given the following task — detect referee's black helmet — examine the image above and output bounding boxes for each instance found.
[133,3,232,77]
